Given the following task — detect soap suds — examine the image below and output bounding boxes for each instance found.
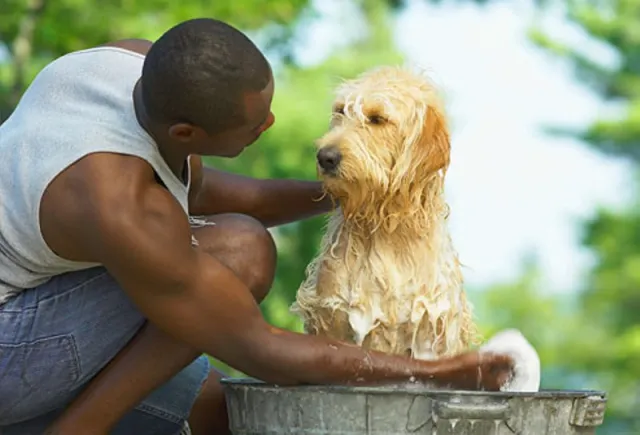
[480,329,541,392]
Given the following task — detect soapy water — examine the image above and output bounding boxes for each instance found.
[479,329,541,392]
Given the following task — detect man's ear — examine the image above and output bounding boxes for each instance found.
[168,123,200,143]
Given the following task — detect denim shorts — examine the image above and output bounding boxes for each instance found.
[0,266,211,435]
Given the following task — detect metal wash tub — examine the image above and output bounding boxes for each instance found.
[221,378,607,435]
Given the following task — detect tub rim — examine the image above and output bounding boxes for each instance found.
[220,377,606,399]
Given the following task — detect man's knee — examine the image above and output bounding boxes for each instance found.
[191,213,276,303]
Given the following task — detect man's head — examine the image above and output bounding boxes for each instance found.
[140,18,275,157]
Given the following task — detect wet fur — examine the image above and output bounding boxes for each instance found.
[291,66,481,359]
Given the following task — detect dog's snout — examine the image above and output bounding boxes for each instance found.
[317,146,342,173]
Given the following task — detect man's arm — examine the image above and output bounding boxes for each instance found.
[95,192,507,387]
[188,156,334,227]
[45,154,510,388]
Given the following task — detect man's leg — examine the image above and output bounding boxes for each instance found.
[186,214,276,434]
[0,267,147,432]
[42,213,276,435]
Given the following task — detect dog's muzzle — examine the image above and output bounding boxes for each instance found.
[317,146,342,174]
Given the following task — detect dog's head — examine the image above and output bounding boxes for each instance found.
[316,66,451,224]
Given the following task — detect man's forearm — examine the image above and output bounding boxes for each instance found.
[191,166,336,227]
[237,326,512,391]
[251,179,334,227]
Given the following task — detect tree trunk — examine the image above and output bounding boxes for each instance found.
[3,0,47,123]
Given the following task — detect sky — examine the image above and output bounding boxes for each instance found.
[296,0,634,293]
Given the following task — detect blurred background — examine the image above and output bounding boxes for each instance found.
[1,0,639,432]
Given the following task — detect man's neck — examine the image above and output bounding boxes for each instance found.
[132,81,188,181]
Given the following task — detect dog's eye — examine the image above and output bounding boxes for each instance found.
[334,106,345,115]
[368,115,385,125]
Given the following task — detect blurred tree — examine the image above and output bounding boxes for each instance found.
[471,256,569,366]
[529,0,640,431]
[0,0,509,122]
[470,257,625,433]
[0,0,310,120]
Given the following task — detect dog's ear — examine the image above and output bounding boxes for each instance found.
[418,105,450,174]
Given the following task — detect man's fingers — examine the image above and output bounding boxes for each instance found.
[491,355,514,375]
[427,351,516,391]
[483,352,515,390]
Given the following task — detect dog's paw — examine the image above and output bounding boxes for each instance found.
[480,329,541,392]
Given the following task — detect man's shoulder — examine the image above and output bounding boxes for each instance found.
[47,152,157,215]
[40,152,172,261]
[99,39,153,56]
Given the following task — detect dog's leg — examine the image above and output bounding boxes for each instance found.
[361,325,411,356]
[305,306,353,342]
[293,251,356,343]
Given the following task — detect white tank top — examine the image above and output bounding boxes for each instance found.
[0,47,191,304]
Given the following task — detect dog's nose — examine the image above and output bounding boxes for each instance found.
[317,146,342,173]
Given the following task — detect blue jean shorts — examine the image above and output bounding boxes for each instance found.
[0,266,211,435]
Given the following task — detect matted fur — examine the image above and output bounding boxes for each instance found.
[290,66,481,359]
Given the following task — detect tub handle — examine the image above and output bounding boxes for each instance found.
[434,400,510,420]
[570,396,607,427]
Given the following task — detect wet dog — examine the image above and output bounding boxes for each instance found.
[291,66,480,361]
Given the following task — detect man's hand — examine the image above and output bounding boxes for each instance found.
[187,156,334,227]
[432,351,514,391]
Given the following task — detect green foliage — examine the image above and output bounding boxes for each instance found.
[0,0,311,120]
[472,259,568,366]
[0,0,513,120]
[530,0,640,160]
[528,0,640,431]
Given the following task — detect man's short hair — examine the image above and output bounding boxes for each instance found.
[141,18,271,133]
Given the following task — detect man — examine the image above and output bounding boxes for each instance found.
[0,18,513,435]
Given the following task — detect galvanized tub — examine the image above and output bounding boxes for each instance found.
[222,378,607,435]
